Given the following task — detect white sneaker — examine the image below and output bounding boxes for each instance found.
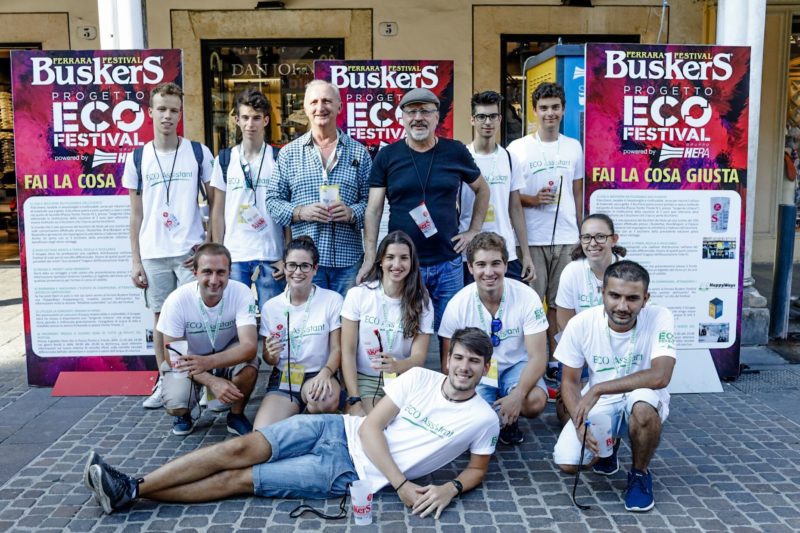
[207,399,231,412]
[142,375,163,409]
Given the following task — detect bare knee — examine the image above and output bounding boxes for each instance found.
[218,467,255,495]
[558,463,579,474]
[630,401,660,430]
[521,388,547,419]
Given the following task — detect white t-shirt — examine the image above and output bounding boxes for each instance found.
[259,286,343,373]
[507,133,583,246]
[555,258,605,313]
[210,145,283,262]
[438,279,549,373]
[157,280,257,356]
[121,139,213,260]
[341,282,434,376]
[343,367,499,493]
[460,145,525,262]
[554,304,676,407]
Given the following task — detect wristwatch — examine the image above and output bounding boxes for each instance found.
[346,396,362,406]
[450,479,463,496]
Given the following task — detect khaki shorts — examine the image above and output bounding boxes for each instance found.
[142,253,195,312]
[159,356,259,411]
[357,372,387,401]
[522,245,574,307]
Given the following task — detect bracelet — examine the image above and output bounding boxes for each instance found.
[450,479,463,496]
[395,478,408,491]
[322,366,335,375]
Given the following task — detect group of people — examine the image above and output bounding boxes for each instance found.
[83,78,677,519]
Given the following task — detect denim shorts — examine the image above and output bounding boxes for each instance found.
[476,359,548,405]
[265,367,321,412]
[230,260,285,310]
[253,414,359,499]
[421,256,464,332]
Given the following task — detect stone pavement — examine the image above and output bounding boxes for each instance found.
[0,266,799,532]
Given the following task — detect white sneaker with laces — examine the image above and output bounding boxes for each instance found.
[142,375,163,409]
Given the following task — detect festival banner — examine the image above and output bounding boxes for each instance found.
[11,49,183,386]
[584,43,749,381]
[313,60,455,158]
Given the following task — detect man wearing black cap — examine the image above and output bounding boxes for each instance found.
[359,88,490,369]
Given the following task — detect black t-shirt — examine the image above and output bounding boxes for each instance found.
[370,138,481,265]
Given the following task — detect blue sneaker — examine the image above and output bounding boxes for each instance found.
[593,439,621,476]
[172,414,195,436]
[226,412,253,436]
[625,469,654,512]
[89,463,139,514]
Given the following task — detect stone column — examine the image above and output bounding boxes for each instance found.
[97,0,146,49]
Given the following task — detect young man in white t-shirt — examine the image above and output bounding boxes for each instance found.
[439,232,549,446]
[461,91,534,285]
[122,82,214,410]
[553,260,676,513]
[156,243,259,437]
[85,328,499,519]
[507,82,583,372]
[210,88,287,309]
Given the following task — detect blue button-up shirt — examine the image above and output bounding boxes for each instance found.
[266,130,372,268]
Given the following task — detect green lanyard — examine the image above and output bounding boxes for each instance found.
[286,286,316,355]
[240,143,267,199]
[379,285,402,352]
[604,318,638,377]
[197,289,225,352]
[474,288,505,337]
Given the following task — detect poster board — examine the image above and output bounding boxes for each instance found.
[584,43,749,385]
[12,50,183,386]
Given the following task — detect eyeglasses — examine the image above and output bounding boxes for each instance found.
[402,108,438,118]
[579,233,611,245]
[285,262,314,273]
[473,113,501,122]
[490,318,503,347]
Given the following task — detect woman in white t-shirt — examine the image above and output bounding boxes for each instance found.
[555,213,627,332]
[253,237,344,428]
[341,231,433,416]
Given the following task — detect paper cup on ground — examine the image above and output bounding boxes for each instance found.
[589,413,614,458]
[166,340,189,379]
[350,480,373,525]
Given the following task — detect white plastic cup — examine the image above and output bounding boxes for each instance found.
[167,340,189,379]
[589,413,614,458]
[350,480,373,526]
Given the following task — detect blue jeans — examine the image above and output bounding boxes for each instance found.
[313,262,360,298]
[476,360,548,405]
[421,256,464,332]
[230,260,285,310]
[253,414,358,499]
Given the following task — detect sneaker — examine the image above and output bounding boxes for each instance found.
[625,469,655,512]
[226,412,253,436]
[89,463,138,514]
[544,365,560,384]
[593,439,621,476]
[499,421,524,445]
[172,413,195,436]
[83,450,103,491]
[142,376,163,409]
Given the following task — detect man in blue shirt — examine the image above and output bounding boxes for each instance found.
[266,80,371,296]
[359,88,490,369]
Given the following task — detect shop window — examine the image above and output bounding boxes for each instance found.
[500,34,639,146]
[202,40,344,154]
[0,44,40,243]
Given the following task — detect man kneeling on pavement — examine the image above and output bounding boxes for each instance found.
[84,327,499,518]
[553,260,675,512]
[158,242,259,436]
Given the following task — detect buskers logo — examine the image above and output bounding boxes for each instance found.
[31,56,165,86]
[605,51,733,81]
[330,65,439,89]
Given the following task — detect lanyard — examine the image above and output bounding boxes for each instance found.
[286,286,316,355]
[153,138,181,206]
[604,318,639,377]
[583,259,604,307]
[535,132,561,174]
[379,285,402,352]
[407,138,438,202]
[314,131,339,183]
[239,143,267,198]
[197,288,225,352]
[474,287,505,337]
